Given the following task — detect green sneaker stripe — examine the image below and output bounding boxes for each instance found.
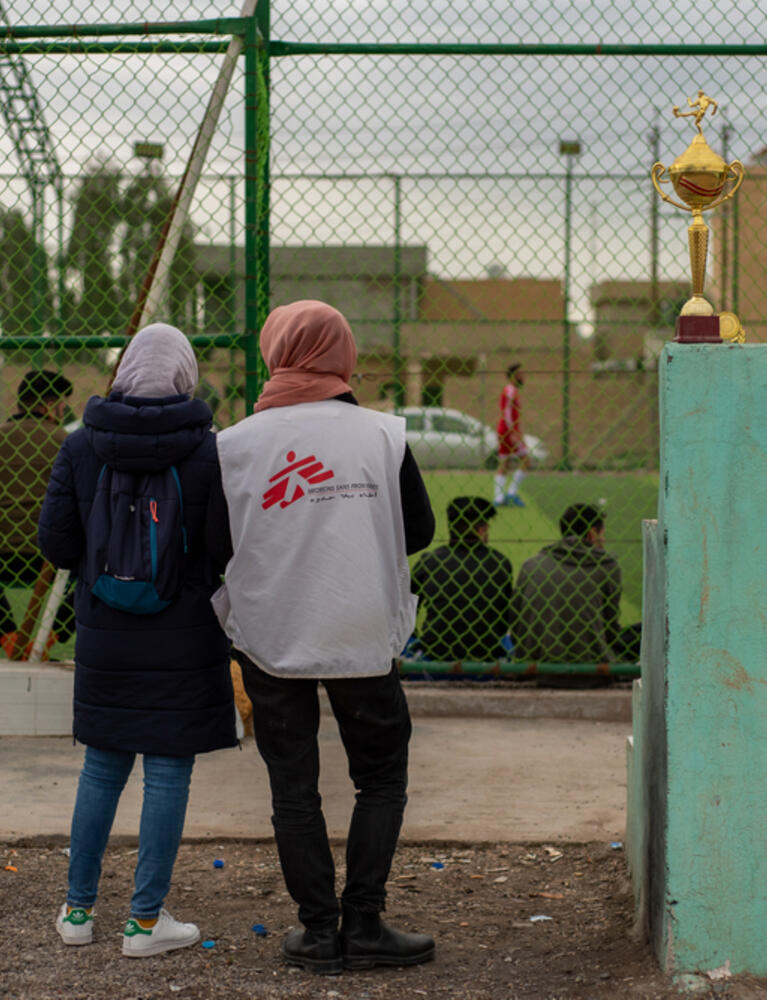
[124,919,152,937]
[63,909,93,926]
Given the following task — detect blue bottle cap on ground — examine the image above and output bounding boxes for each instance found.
[431,861,444,869]
[213,858,225,868]
[251,923,268,936]
[202,939,216,949]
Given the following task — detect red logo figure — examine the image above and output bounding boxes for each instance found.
[262,451,335,510]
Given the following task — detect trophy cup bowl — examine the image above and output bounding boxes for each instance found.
[668,133,728,212]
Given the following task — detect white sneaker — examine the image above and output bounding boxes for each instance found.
[122,908,200,958]
[56,903,94,945]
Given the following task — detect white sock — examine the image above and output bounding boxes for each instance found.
[494,474,507,502]
[510,469,526,494]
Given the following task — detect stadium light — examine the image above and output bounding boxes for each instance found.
[559,139,581,470]
[133,141,164,160]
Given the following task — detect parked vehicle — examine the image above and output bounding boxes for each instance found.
[399,406,548,469]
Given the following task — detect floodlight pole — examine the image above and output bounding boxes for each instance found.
[720,120,733,312]
[559,140,580,470]
[649,119,660,328]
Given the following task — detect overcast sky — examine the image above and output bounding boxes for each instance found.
[12,0,767,46]
[3,0,766,325]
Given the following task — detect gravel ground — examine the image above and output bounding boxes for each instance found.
[4,838,767,999]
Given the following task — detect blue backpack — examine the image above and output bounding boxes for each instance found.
[85,464,188,614]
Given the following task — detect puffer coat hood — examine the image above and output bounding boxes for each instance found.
[83,392,213,473]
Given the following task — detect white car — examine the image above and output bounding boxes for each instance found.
[398,406,548,469]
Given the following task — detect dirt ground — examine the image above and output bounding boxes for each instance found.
[4,839,767,1000]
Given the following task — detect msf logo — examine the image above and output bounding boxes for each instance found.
[262,450,335,510]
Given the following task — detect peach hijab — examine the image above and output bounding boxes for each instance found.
[253,300,358,413]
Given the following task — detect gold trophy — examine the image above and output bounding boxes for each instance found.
[651,91,745,343]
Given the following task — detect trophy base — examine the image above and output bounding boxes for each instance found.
[680,295,714,317]
[675,315,721,344]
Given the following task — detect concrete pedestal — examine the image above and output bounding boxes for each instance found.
[627,342,767,974]
[0,663,74,735]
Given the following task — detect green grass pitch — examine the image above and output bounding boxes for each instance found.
[4,470,657,662]
[417,469,659,627]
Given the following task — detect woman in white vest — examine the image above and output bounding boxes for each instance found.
[209,300,435,975]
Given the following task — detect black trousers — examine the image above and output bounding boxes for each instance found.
[236,652,412,930]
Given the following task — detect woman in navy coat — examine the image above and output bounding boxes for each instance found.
[38,323,236,958]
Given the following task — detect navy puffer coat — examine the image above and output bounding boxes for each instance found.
[37,392,236,757]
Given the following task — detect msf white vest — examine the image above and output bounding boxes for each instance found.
[212,399,418,678]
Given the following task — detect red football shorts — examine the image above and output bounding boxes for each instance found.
[497,428,528,458]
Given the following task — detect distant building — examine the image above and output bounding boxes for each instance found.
[194,244,426,351]
[192,244,657,467]
[407,275,564,352]
[193,242,567,414]
[194,244,562,355]
[709,156,767,342]
[401,275,566,417]
[590,280,688,366]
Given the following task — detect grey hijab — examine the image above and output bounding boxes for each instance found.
[112,323,198,398]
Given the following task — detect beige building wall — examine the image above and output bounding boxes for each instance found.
[195,244,427,352]
[710,162,767,342]
[590,280,688,363]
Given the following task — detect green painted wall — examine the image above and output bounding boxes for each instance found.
[626,518,668,960]
[629,342,767,974]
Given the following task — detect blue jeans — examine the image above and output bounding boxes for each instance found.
[67,746,194,918]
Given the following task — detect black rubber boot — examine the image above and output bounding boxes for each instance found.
[282,927,343,975]
[340,905,435,970]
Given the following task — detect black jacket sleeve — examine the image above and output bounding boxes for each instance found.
[400,444,434,555]
[204,463,234,573]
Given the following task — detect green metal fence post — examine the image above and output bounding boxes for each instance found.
[228,174,237,335]
[244,1,269,414]
[392,173,405,407]
[228,173,238,423]
[55,184,65,337]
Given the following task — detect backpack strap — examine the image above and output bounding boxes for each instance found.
[169,465,188,553]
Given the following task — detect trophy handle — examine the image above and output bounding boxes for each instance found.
[704,159,745,211]
[651,162,690,213]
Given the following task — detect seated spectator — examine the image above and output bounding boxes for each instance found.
[0,370,75,655]
[511,502,640,665]
[411,495,513,661]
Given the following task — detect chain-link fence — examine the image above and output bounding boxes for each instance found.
[0,0,764,671]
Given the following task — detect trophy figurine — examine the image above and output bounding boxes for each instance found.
[651,91,744,343]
